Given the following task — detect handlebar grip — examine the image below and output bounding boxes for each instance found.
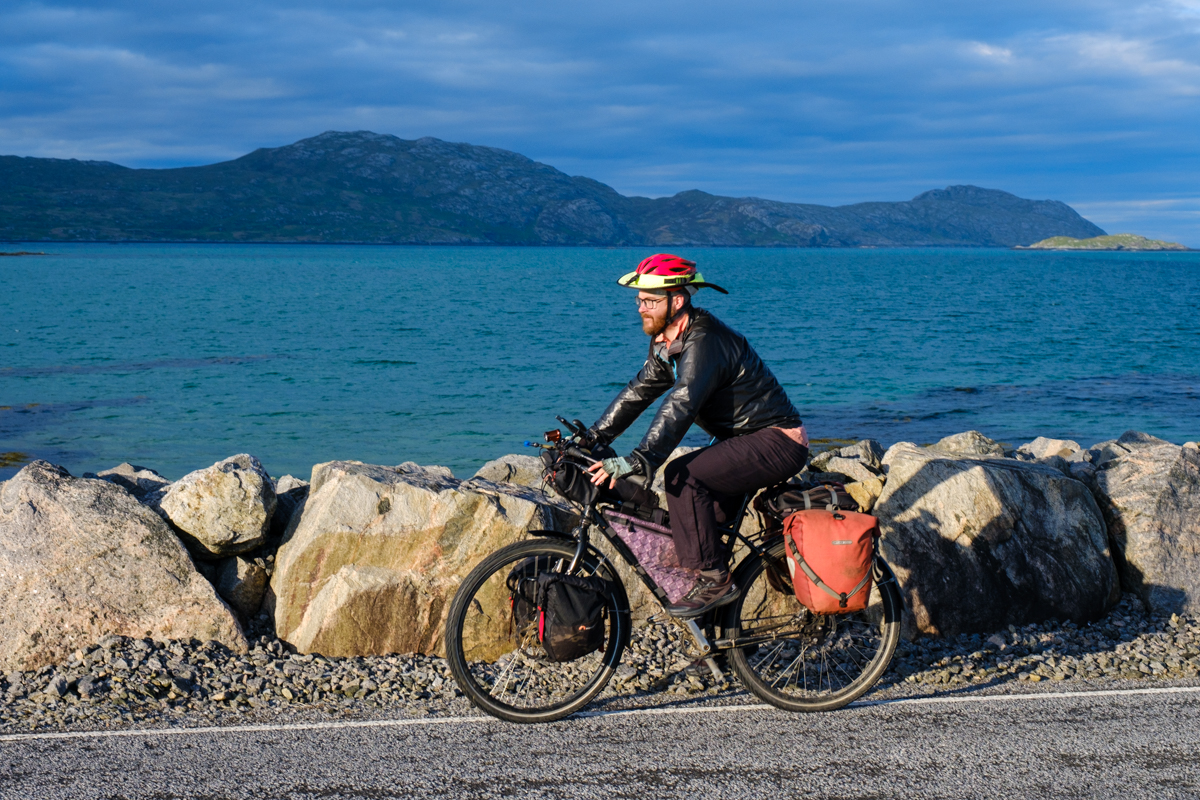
[624,474,648,488]
[565,446,596,463]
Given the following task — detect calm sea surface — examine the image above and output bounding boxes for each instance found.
[2,244,1198,481]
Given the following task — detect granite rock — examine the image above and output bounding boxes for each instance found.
[270,475,309,544]
[1016,437,1082,461]
[271,461,576,657]
[0,461,246,671]
[929,431,1006,458]
[811,440,885,473]
[471,454,545,489]
[214,557,269,619]
[1088,432,1200,615]
[875,443,1119,637]
[84,463,171,500]
[157,454,277,558]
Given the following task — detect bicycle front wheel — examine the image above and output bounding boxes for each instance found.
[445,538,630,723]
[725,539,902,712]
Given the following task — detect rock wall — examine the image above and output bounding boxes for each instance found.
[7,428,1196,661]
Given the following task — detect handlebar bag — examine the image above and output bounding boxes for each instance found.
[507,560,608,662]
[782,508,878,615]
[541,445,620,507]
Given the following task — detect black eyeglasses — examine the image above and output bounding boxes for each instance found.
[635,297,667,309]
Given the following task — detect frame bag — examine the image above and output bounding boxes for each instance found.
[783,507,878,615]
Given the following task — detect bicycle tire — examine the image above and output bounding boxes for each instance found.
[724,539,901,712]
[445,538,630,723]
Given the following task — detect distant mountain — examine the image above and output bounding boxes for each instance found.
[0,131,1106,246]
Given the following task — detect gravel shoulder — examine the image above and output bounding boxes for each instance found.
[2,592,1198,737]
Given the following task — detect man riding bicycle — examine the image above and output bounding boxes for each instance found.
[586,253,810,619]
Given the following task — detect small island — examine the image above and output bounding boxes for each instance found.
[0,251,47,256]
[1016,233,1191,251]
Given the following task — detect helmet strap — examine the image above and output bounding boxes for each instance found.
[664,289,689,328]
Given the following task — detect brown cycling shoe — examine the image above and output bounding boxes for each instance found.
[666,571,740,618]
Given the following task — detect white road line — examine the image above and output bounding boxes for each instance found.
[2,684,1199,743]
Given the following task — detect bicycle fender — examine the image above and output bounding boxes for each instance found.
[528,529,573,541]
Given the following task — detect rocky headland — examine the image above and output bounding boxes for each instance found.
[1016,233,1191,251]
[2,429,1199,732]
[1,131,1104,247]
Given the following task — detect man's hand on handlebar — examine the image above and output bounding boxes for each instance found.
[588,455,639,489]
[586,460,617,489]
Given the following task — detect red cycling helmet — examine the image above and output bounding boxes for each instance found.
[617,253,728,294]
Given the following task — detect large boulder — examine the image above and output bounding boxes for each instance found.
[1087,432,1200,615]
[271,461,576,657]
[875,443,1118,638]
[157,454,277,559]
[0,461,247,670]
[471,454,545,489]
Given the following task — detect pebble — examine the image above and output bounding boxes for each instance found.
[1,593,1196,734]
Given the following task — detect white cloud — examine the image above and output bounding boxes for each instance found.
[970,42,1014,61]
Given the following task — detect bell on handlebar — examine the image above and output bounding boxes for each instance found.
[544,429,562,443]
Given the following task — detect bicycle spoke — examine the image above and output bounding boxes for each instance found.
[489,652,520,700]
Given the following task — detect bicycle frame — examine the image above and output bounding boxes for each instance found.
[543,486,776,678]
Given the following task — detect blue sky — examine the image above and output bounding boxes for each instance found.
[2,1,1198,243]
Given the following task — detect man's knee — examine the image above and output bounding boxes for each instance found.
[663,457,689,497]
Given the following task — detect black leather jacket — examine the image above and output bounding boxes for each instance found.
[592,308,802,475]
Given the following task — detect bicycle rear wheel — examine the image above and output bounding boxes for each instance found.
[724,539,901,712]
[445,538,630,723]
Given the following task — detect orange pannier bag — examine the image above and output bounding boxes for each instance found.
[782,508,879,614]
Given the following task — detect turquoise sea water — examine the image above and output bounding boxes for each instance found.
[2,244,1199,481]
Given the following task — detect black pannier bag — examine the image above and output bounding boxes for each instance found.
[507,557,544,642]
[755,480,860,524]
[507,559,609,662]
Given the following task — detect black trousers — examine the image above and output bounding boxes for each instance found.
[663,427,810,570]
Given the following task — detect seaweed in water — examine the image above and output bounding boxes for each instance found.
[0,451,30,468]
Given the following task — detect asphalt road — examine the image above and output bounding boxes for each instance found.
[3,687,1200,799]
